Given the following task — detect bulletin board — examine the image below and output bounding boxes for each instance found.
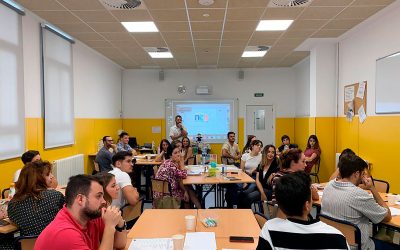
[343,81,367,115]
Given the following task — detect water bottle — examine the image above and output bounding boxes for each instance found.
[201,149,206,165]
[8,183,15,200]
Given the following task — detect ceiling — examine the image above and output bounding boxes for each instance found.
[15,0,394,69]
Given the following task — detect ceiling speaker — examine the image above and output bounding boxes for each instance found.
[159,70,164,81]
[238,70,244,80]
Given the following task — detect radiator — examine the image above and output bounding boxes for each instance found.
[53,154,84,186]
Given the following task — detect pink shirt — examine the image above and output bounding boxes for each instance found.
[35,206,104,250]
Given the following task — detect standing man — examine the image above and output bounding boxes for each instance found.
[95,136,117,172]
[169,115,188,141]
[109,151,140,208]
[221,132,241,165]
[35,175,127,250]
[322,154,391,250]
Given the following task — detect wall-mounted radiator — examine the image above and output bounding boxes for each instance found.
[53,154,84,186]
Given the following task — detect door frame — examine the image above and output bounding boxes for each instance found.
[244,104,276,146]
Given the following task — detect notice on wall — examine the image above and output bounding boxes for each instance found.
[356,81,366,99]
[344,86,355,102]
[152,126,161,134]
[358,105,367,123]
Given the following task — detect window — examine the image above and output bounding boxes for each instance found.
[0,1,25,160]
[41,24,75,148]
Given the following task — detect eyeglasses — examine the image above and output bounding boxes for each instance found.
[106,139,114,142]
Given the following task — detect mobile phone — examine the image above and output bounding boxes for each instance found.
[0,219,10,227]
[229,178,241,181]
[229,236,254,243]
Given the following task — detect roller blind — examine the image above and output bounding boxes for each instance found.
[0,1,25,160]
[41,25,74,149]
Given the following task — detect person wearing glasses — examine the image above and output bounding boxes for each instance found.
[95,136,117,172]
[169,115,188,141]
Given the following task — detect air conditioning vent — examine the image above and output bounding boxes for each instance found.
[269,0,312,7]
[244,45,271,52]
[100,0,141,10]
[144,47,170,53]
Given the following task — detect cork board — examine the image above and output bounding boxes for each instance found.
[343,81,367,115]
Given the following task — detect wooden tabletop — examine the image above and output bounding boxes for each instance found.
[125,209,260,250]
[0,218,18,234]
[135,159,162,166]
[183,171,255,185]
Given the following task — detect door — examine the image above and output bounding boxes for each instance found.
[245,105,274,146]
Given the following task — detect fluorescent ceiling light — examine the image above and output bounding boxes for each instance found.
[121,21,158,32]
[242,51,267,58]
[148,52,173,58]
[256,20,293,31]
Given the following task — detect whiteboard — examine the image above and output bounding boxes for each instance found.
[375,51,400,113]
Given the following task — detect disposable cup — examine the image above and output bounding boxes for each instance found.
[388,194,397,206]
[172,234,184,250]
[146,155,152,161]
[185,215,196,231]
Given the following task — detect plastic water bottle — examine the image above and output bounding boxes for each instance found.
[8,183,15,200]
[201,149,206,165]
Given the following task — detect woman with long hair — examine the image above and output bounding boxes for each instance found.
[8,161,64,236]
[155,139,172,162]
[240,140,263,176]
[181,136,193,165]
[238,145,279,208]
[242,135,256,154]
[304,135,321,174]
[94,172,120,205]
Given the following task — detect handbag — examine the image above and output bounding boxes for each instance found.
[152,178,181,209]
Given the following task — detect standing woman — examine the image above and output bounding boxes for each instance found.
[242,135,256,154]
[238,145,279,208]
[155,139,172,162]
[181,137,193,165]
[154,142,201,208]
[8,161,65,237]
[304,135,321,174]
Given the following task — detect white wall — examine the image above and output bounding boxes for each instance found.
[22,11,122,119]
[122,68,296,118]
[338,1,400,116]
[293,57,310,117]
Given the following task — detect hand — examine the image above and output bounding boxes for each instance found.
[261,193,267,201]
[362,176,373,190]
[102,206,122,228]
[184,191,189,202]
[177,123,182,128]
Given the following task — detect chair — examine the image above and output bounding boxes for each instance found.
[262,201,279,220]
[14,235,38,250]
[319,214,361,250]
[254,212,268,229]
[92,160,100,175]
[2,188,10,199]
[121,195,144,229]
[186,156,195,165]
[372,178,390,193]
[309,158,321,183]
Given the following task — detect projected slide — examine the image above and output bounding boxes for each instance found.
[165,99,237,143]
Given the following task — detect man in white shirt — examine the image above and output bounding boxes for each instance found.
[109,151,139,208]
[221,132,241,165]
[169,115,187,141]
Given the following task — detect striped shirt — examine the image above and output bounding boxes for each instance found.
[321,180,388,250]
[256,217,349,250]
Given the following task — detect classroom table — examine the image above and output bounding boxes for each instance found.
[134,155,162,200]
[0,218,18,235]
[183,167,255,208]
[125,209,260,250]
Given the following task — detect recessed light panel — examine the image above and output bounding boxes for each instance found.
[242,51,267,58]
[148,52,173,58]
[256,20,293,31]
[121,21,158,32]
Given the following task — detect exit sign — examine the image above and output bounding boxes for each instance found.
[254,93,264,97]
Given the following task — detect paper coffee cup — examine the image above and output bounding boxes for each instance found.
[172,234,184,250]
[185,215,196,231]
[146,155,151,161]
[388,194,396,206]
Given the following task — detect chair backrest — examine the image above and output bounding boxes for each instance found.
[372,178,390,193]
[2,188,10,199]
[313,158,321,174]
[14,235,38,250]
[319,214,361,250]
[186,156,195,165]
[220,156,228,165]
[254,212,268,229]
[151,179,171,195]
[93,160,100,172]
[121,196,144,222]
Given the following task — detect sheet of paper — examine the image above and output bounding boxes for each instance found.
[358,105,367,123]
[184,232,216,250]
[344,86,355,102]
[128,238,173,250]
[152,126,161,134]
[389,207,400,216]
[356,81,366,99]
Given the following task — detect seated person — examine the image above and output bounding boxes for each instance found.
[155,139,172,162]
[240,140,263,176]
[8,161,64,237]
[35,175,127,250]
[182,136,193,165]
[276,135,297,156]
[329,148,355,181]
[109,151,139,208]
[95,136,117,172]
[242,135,256,154]
[238,144,279,208]
[94,172,119,206]
[221,131,241,165]
[269,149,319,203]
[256,172,348,250]
[13,150,58,188]
[304,135,321,173]
[117,131,137,156]
[322,154,391,250]
[154,142,201,208]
